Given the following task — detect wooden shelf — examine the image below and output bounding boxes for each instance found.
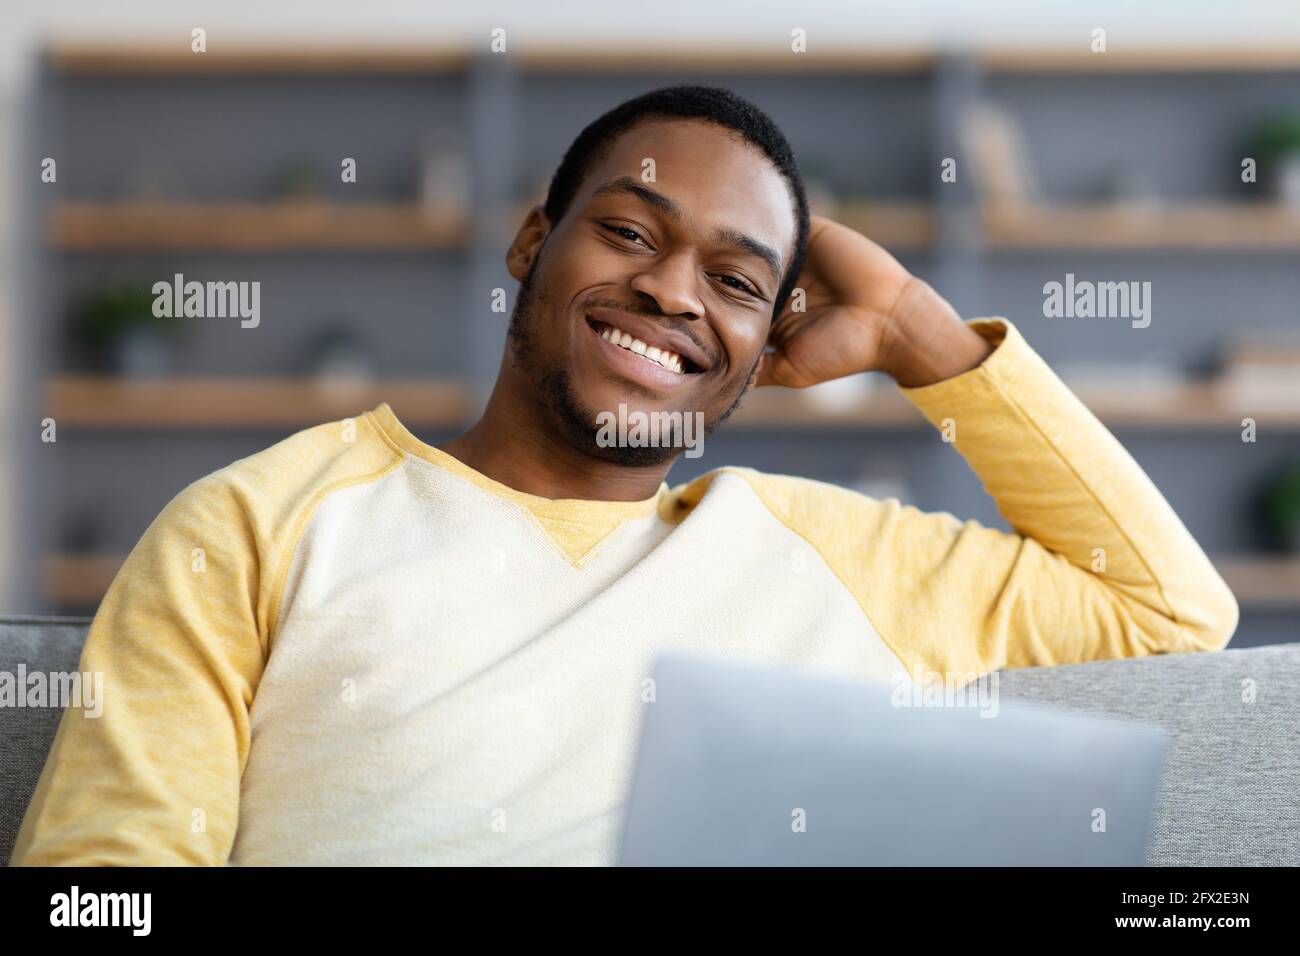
[729,387,924,429]
[52,200,1298,255]
[1076,382,1300,427]
[45,43,1300,77]
[46,42,935,76]
[46,42,471,75]
[48,201,469,251]
[980,47,1300,74]
[982,203,1300,251]
[834,200,935,250]
[47,376,1296,433]
[1218,556,1300,608]
[513,48,936,74]
[41,549,1300,610]
[729,380,1300,429]
[43,555,125,606]
[47,377,472,429]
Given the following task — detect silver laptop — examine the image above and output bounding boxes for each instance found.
[616,650,1169,866]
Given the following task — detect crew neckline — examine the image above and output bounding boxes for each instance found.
[366,402,665,521]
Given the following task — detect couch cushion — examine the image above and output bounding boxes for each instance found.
[997,642,1300,866]
[3,616,1297,866]
[1,617,93,865]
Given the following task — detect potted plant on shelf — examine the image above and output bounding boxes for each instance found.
[1262,460,1300,553]
[1247,115,1300,208]
[73,281,186,376]
[271,156,325,202]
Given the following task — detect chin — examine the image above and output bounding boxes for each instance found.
[576,374,684,418]
[585,440,681,468]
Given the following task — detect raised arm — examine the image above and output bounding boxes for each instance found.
[753,216,1238,677]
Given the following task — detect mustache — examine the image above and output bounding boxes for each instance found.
[584,298,717,369]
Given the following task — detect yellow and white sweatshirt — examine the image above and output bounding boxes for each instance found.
[12,317,1238,867]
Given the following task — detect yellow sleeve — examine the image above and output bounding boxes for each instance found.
[739,317,1239,680]
[11,472,264,865]
[11,412,400,865]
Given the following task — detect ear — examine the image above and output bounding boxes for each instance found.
[506,205,551,282]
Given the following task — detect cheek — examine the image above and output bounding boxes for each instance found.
[567,233,628,280]
[718,317,770,371]
[552,245,630,316]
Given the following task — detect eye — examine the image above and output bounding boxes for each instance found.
[715,274,759,297]
[602,223,650,247]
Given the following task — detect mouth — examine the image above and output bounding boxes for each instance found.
[585,316,704,376]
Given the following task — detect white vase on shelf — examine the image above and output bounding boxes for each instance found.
[1277,152,1300,211]
[418,130,471,219]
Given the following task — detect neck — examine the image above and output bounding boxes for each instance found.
[438,379,674,503]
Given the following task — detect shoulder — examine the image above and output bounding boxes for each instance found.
[662,464,970,551]
[139,408,402,594]
[160,408,400,535]
[661,465,906,534]
[129,408,404,646]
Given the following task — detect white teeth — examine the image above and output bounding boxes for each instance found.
[598,322,687,373]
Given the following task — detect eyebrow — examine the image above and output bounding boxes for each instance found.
[588,176,784,289]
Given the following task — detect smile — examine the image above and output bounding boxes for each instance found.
[586,318,700,375]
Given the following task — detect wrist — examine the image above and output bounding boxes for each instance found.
[877,278,995,388]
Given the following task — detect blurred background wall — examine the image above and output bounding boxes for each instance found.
[3,1,1299,645]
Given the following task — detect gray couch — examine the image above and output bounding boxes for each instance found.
[2,615,1297,865]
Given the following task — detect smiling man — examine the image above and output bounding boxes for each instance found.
[13,86,1238,867]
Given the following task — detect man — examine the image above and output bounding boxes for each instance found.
[14,86,1237,867]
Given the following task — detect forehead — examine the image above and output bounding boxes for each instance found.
[580,118,797,267]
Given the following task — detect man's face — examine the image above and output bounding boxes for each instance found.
[504,118,797,466]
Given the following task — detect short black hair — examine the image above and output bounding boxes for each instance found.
[542,84,810,323]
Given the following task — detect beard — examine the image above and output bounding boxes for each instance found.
[506,259,754,468]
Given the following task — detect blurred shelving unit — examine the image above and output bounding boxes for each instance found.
[48,201,470,251]
[42,555,126,607]
[48,198,1300,255]
[980,203,1300,251]
[45,42,473,75]
[25,40,1300,646]
[46,376,471,428]
[727,380,1300,430]
[977,47,1300,73]
[833,199,936,250]
[511,47,938,74]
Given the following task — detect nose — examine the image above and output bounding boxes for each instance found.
[628,249,706,321]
